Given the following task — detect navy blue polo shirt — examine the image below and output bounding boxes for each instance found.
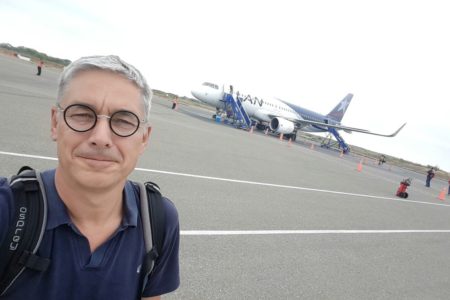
[0,169,180,299]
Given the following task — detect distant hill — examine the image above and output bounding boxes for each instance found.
[0,43,71,68]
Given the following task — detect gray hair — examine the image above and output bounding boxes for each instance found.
[57,55,152,122]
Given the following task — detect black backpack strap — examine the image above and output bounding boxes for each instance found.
[0,167,50,296]
[145,181,165,258]
[135,181,166,296]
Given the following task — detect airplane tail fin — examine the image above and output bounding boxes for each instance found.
[326,93,353,122]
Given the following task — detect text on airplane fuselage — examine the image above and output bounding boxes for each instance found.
[237,94,264,107]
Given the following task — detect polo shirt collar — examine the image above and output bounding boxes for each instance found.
[41,169,138,230]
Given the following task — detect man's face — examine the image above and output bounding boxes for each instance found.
[51,69,151,190]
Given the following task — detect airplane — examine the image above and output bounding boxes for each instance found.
[190,82,406,151]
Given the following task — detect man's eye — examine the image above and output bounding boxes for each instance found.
[112,118,136,128]
[69,113,95,121]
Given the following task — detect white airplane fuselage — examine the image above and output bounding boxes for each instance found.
[191,82,406,147]
[191,82,342,135]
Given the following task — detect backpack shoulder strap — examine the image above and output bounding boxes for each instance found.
[144,181,165,257]
[135,181,166,295]
[0,167,50,296]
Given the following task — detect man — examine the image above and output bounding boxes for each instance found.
[0,55,180,299]
[425,167,435,187]
[36,59,44,76]
[425,168,435,187]
[171,97,178,110]
[448,179,450,195]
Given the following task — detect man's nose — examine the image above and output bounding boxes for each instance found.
[88,116,113,147]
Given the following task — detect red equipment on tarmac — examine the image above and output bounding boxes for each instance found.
[396,178,412,198]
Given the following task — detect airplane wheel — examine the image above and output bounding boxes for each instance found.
[256,123,266,130]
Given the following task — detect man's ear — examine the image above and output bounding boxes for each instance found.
[51,107,58,141]
[139,126,152,154]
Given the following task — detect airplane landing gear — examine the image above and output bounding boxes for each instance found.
[284,131,297,141]
[256,123,267,131]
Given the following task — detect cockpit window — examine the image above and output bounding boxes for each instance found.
[202,82,219,89]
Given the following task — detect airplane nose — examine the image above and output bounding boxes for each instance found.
[191,89,200,98]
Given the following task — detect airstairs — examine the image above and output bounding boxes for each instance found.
[321,128,350,153]
[223,93,252,129]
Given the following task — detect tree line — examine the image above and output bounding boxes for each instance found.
[0,43,71,67]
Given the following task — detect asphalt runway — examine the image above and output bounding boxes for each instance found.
[1,55,450,299]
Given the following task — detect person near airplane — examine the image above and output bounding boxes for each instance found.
[447,179,450,195]
[425,167,435,187]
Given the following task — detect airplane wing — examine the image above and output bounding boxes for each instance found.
[294,119,407,137]
[273,96,406,137]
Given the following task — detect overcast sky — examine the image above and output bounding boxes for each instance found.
[1,0,449,172]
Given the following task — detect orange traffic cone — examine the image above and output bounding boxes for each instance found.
[438,188,446,201]
[357,159,363,172]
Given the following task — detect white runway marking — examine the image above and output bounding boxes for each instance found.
[0,151,58,161]
[2,151,449,208]
[134,167,450,208]
[181,230,450,236]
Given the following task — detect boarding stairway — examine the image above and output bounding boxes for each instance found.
[223,93,252,129]
[321,127,350,153]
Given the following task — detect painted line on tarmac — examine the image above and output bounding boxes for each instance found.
[181,230,450,236]
[134,167,450,208]
[0,151,58,161]
[1,151,449,208]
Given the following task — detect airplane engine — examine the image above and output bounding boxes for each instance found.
[269,117,295,134]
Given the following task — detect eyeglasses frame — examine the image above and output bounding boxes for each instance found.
[56,103,147,137]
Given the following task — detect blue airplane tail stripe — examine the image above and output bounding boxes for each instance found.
[326,93,353,122]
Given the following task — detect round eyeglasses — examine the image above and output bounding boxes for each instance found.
[57,104,146,137]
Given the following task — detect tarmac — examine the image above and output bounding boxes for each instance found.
[1,54,450,299]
